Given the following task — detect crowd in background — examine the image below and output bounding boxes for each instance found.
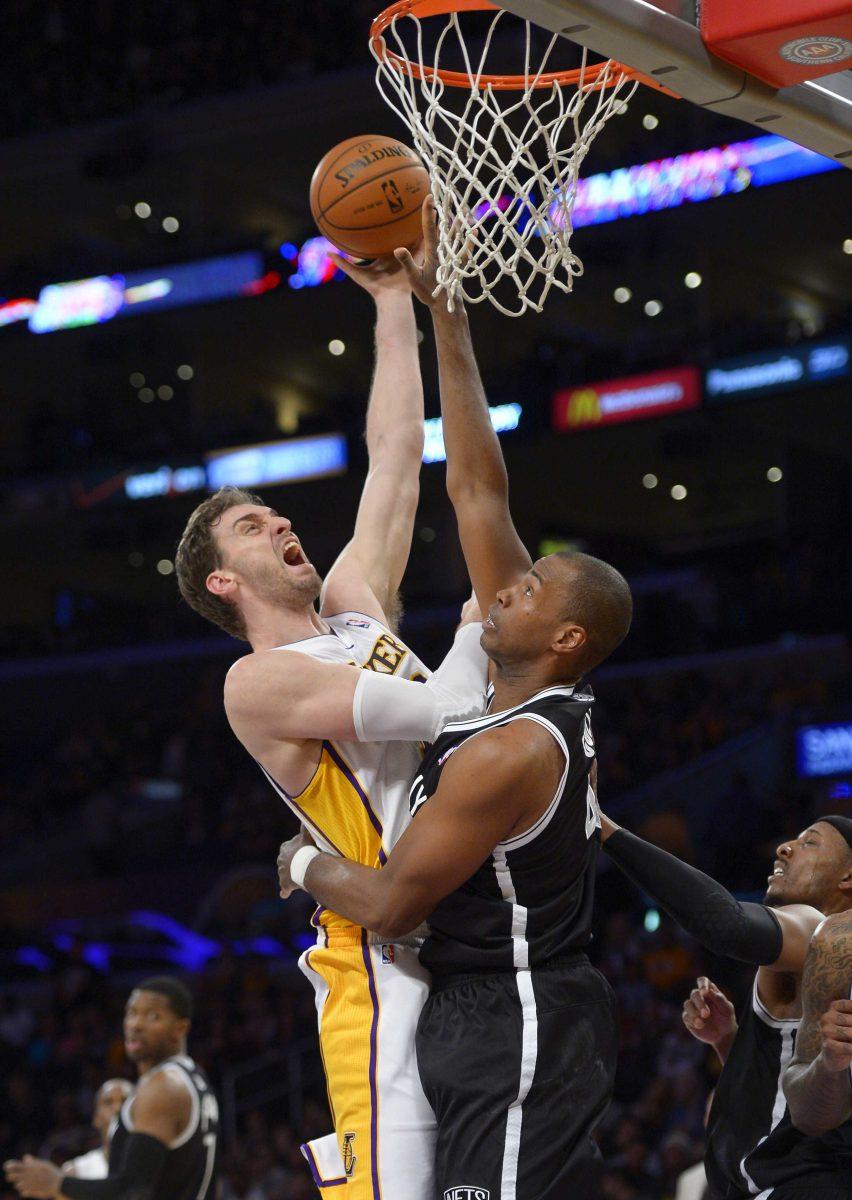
[0,903,745,1200]
[4,0,379,138]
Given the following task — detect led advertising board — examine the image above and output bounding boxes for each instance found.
[553,367,701,432]
[706,337,851,402]
[796,722,852,778]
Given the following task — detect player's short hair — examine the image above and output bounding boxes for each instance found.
[135,976,194,1021]
[554,551,633,672]
[175,486,262,640]
[98,1078,133,1100]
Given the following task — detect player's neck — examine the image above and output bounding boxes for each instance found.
[246,600,327,651]
[490,663,576,713]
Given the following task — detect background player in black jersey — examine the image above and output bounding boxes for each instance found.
[277,195,633,1200]
[784,906,852,1136]
[5,977,218,1200]
[62,1080,132,1180]
[600,810,852,1198]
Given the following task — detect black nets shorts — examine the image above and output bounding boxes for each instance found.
[416,955,617,1200]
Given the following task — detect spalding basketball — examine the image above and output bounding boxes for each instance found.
[310,134,430,259]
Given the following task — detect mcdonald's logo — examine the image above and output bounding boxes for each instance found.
[553,366,700,432]
[565,389,602,427]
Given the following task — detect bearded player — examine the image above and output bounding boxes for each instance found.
[601,811,852,1198]
[175,254,487,1200]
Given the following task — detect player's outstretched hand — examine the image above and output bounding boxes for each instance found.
[395,193,446,311]
[277,827,315,899]
[329,241,424,299]
[682,977,737,1047]
[818,998,852,1072]
[4,1156,62,1198]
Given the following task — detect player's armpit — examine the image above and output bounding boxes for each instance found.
[303,722,561,939]
[762,904,827,973]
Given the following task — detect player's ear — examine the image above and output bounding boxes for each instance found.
[552,621,586,656]
[206,569,236,599]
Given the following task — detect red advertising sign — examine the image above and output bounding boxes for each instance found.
[552,366,701,432]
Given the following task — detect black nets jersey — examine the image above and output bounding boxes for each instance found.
[705,977,852,1198]
[410,682,600,976]
[110,1055,219,1200]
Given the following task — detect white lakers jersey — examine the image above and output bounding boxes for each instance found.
[257,611,430,939]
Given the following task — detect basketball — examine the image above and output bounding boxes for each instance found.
[309,134,430,260]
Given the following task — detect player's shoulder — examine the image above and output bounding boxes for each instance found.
[812,909,852,946]
[457,718,558,779]
[135,1063,191,1110]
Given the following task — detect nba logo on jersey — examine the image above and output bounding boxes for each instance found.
[342,1132,357,1177]
[381,944,395,964]
[345,618,371,628]
[444,1188,490,1200]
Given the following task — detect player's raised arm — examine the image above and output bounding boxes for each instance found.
[783,912,852,1136]
[320,253,425,627]
[396,195,532,615]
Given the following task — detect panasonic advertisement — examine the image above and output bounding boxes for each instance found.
[706,337,851,403]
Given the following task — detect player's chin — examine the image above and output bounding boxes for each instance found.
[763,880,787,907]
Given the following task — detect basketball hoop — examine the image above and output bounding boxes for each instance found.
[370,0,672,315]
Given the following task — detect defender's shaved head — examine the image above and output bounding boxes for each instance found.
[553,552,633,673]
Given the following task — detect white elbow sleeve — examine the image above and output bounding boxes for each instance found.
[353,623,489,743]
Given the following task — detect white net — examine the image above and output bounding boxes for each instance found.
[371,4,638,316]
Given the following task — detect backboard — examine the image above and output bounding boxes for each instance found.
[497,0,852,164]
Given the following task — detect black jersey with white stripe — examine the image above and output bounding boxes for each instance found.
[410,682,600,976]
[110,1055,219,1200]
[705,977,852,1197]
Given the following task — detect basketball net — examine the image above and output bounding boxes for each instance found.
[370,1,639,316]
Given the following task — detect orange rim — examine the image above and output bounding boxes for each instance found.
[370,0,678,93]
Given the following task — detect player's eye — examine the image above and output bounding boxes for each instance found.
[525,585,533,597]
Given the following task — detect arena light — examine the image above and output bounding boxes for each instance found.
[796,721,852,778]
[551,134,839,231]
[206,432,348,490]
[27,251,268,333]
[423,403,522,464]
[706,336,851,401]
[553,367,701,433]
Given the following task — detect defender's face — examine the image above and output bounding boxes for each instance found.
[480,557,582,665]
[209,504,321,606]
[764,822,850,909]
[123,990,187,1066]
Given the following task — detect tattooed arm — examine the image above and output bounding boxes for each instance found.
[783,911,852,1136]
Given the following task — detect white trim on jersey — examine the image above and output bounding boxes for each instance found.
[496,714,570,850]
[491,848,538,1199]
[739,980,797,1196]
[751,977,799,1030]
[441,685,580,734]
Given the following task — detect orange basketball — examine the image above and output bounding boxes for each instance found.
[309,134,430,259]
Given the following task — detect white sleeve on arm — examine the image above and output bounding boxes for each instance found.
[353,623,489,743]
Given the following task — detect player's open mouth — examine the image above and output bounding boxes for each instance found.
[768,862,785,881]
[280,538,307,568]
[483,608,498,630]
